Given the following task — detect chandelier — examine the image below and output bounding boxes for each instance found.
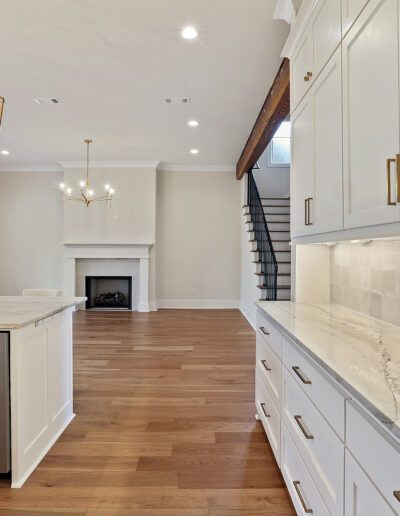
[59,139,114,207]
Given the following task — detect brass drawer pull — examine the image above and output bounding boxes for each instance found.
[259,326,270,336]
[292,366,312,385]
[261,403,271,418]
[293,481,313,513]
[304,75,310,82]
[394,491,400,502]
[261,360,271,372]
[295,415,314,440]
[387,158,396,205]
[304,198,308,225]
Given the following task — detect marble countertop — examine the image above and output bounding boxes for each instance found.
[0,296,86,329]
[256,301,400,442]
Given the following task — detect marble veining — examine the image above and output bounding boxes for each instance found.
[0,296,86,329]
[256,301,400,442]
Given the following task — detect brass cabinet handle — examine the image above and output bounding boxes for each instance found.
[261,359,272,372]
[307,71,313,78]
[396,154,400,203]
[307,197,313,225]
[304,198,308,225]
[261,402,270,418]
[394,491,400,502]
[304,75,310,82]
[292,366,312,385]
[387,158,396,205]
[259,326,270,336]
[294,415,314,440]
[293,481,313,513]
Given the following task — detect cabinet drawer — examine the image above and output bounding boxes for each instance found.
[345,450,395,516]
[281,423,330,516]
[282,335,346,440]
[346,402,400,514]
[256,333,281,410]
[256,310,282,358]
[282,367,344,515]
[256,368,280,466]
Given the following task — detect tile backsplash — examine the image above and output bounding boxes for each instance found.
[330,240,400,325]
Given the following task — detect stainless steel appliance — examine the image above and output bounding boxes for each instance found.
[0,333,10,473]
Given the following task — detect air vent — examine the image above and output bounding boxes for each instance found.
[34,98,62,105]
[165,97,191,105]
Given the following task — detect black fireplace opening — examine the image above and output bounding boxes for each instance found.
[85,276,132,310]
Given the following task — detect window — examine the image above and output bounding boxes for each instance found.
[268,121,290,167]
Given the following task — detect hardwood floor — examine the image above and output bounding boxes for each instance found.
[0,309,295,515]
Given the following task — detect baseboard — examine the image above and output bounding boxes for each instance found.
[239,302,257,330]
[156,299,240,309]
[149,301,158,311]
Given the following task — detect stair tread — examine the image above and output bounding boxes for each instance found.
[255,272,291,276]
[257,285,291,290]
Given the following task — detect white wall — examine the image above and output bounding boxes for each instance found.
[156,169,241,308]
[239,178,259,328]
[254,143,290,198]
[0,171,63,295]
[63,166,156,244]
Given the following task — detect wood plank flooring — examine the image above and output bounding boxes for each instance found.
[0,309,295,515]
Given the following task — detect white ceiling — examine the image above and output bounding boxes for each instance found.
[0,0,289,169]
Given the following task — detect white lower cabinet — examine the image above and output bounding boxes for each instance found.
[344,451,396,516]
[282,366,344,516]
[281,422,330,516]
[255,368,281,466]
[255,310,400,516]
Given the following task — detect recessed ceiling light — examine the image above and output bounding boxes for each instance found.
[181,26,198,40]
[190,149,199,155]
[188,120,199,127]
[1,150,9,155]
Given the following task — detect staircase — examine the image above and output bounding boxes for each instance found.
[243,171,291,302]
[260,197,291,300]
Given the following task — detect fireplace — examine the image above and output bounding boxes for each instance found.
[85,276,132,310]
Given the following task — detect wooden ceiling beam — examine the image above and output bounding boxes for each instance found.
[236,58,290,180]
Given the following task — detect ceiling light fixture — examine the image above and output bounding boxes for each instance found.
[188,120,199,127]
[190,149,199,155]
[1,150,9,155]
[59,139,114,207]
[181,26,198,40]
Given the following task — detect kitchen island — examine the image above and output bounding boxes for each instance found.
[0,296,85,487]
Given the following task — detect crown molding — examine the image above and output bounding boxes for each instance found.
[0,164,63,173]
[59,160,160,169]
[158,163,236,173]
[281,0,318,58]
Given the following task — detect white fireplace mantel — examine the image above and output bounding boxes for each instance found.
[63,243,153,312]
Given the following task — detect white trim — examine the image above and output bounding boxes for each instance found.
[0,164,63,173]
[59,160,160,169]
[149,301,158,312]
[158,163,236,173]
[157,299,240,309]
[239,302,257,330]
[281,0,318,58]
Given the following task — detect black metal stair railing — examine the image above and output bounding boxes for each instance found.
[247,169,278,301]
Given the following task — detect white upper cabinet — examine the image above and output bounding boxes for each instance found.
[290,0,341,113]
[292,47,343,237]
[311,0,342,76]
[291,95,314,237]
[291,31,313,112]
[342,0,400,229]
[342,0,370,35]
[312,47,343,234]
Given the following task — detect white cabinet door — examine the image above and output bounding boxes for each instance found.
[343,0,400,229]
[291,32,313,113]
[311,0,342,78]
[311,46,343,234]
[291,95,314,237]
[342,0,370,35]
[345,451,395,516]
